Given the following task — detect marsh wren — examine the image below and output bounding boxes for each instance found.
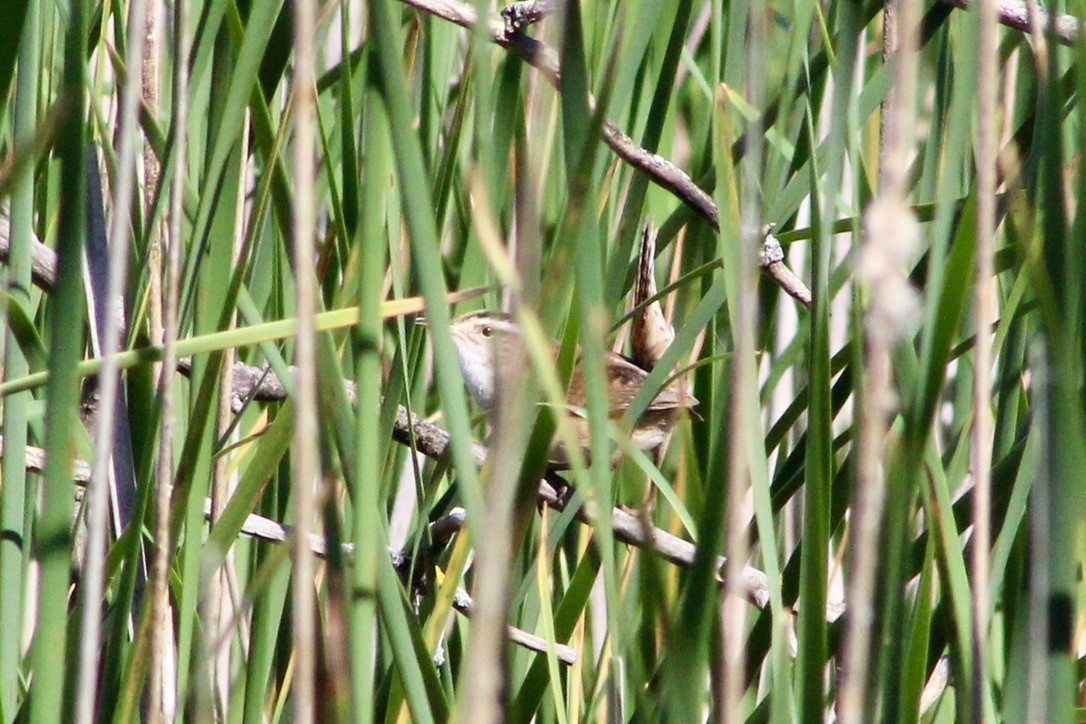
[445,226,696,465]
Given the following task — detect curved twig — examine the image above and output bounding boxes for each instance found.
[394,0,813,307]
[0,183,774,610]
[228,361,772,608]
[8,439,578,665]
[941,0,1080,45]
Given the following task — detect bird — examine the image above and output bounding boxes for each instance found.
[444,226,695,466]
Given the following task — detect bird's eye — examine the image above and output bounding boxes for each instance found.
[481,325,492,337]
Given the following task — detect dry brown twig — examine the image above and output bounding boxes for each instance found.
[1,224,816,616]
[1,0,1075,306]
[5,438,578,665]
[0,226,772,608]
[397,0,813,307]
[228,360,772,607]
[941,0,1080,44]
[397,0,1085,308]
[25,353,770,609]
[0,213,59,288]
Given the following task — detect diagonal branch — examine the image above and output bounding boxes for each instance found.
[228,360,772,607]
[6,438,578,665]
[393,0,1085,308]
[941,0,1080,45]
[0,213,771,606]
[0,212,59,289]
[0,237,773,610]
[394,0,812,307]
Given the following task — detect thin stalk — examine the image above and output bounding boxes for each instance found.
[838,0,921,717]
[971,0,999,715]
[30,0,88,719]
[348,57,389,724]
[719,0,766,716]
[76,0,149,719]
[456,121,545,723]
[148,0,188,716]
[1025,344,1050,723]
[0,4,39,718]
[207,111,247,714]
[290,0,320,718]
[145,0,163,352]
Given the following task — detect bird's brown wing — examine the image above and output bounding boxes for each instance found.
[566,352,697,416]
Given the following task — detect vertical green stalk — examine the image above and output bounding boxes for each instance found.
[348,66,389,724]
[365,0,484,540]
[1041,375,1085,724]
[147,0,188,716]
[366,1,485,720]
[75,1,148,720]
[0,4,38,720]
[840,0,921,718]
[554,0,624,712]
[30,0,87,720]
[175,25,242,710]
[602,0,691,304]
[797,3,860,718]
[719,0,768,714]
[796,111,831,721]
[1029,8,1086,718]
